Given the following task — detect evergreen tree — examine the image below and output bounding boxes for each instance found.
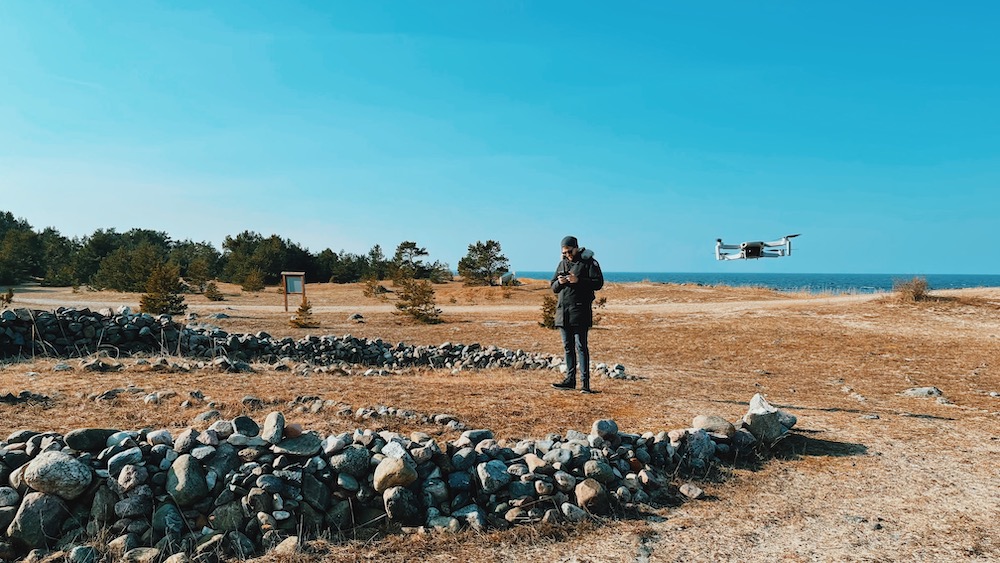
[242,268,266,292]
[38,227,79,286]
[92,242,165,292]
[366,244,389,280]
[394,272,442,324]
[392,241,429,280]
[140,263,187,315]
[204,281,224,301]
[289,298,319,328]
[457,240,509,286]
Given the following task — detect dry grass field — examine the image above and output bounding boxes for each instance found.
[3,279,999,562]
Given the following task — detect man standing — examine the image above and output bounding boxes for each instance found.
[551,235,604,393]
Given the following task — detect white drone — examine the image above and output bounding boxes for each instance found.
[716,234,800,260]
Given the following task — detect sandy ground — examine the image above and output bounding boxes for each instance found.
[2,280,999,562]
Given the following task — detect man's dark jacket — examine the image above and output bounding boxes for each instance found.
[551,249,604,327]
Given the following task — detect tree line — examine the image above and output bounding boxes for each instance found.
[0,210,509,290]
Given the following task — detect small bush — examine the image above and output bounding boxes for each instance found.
[894,276,930,302]
[539,293,557,329]
[290,298,319,328]
[204,282,224,302]
[0,288,12,307]
[593,296,607,326]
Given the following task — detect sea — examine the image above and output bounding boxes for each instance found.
[514,272,1000,294]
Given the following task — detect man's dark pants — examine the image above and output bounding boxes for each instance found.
[560,325,590,386]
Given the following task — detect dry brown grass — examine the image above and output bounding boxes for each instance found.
[3,280,1000,562]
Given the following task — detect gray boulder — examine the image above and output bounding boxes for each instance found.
[64,428,120,452]
[261,411,285,444]
[107,447,144,477]
[23,451,93,500]
[272,432,322,457]
[684,429,717,469]
[561,502,589,522]
[476,460,512,494]
[383,486,421,526]
[742,393,788,444]
[166,454,209,506]
[583,459,615,484]
[901,386,943,398]
[68,545,99,563]
[452,504,487,531]
[329,446,370,478]
[232,415,260,437]
[209,501,246,532]
[591,419,619,439]
[6,492,67,549]
[0,487,19,508]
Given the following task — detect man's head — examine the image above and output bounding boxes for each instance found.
[561,235,579,261]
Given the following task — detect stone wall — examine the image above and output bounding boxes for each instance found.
[0,307,567,372]
[0,396,796,561]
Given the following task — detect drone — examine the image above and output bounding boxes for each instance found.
[716,234,800,260]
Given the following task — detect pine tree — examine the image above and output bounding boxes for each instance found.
[140,263,187,315]
[394,273,442,324]
[289,298,319,328]
[204,281,224,301]
[458,240,509,286]
[241,268,265,292]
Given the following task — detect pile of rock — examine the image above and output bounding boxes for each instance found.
[1,307,615,376]
[0,395,795,561]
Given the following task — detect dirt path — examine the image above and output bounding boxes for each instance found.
[10,292,885,315]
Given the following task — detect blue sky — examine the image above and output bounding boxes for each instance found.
[2,1,997,274]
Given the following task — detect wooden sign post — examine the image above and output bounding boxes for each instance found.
[281,271,306,312]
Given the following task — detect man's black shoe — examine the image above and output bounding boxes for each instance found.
[552,381,576,390]
[580,387,596,394]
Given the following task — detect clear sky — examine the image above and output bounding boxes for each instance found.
[2,1,997,274]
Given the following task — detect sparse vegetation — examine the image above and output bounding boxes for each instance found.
[139,263,187,315]
[539,293,557,328]
[894,276,930,302]
[362,275,390,300]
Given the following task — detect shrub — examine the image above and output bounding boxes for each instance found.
[593,295,607,326]
[0,287,12,307]
[290,298,319,328]
[894,276,930,302]
[394,276,442,324]
[539,293,557,329]
[204,282,224,302]
[140,263,187,315]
